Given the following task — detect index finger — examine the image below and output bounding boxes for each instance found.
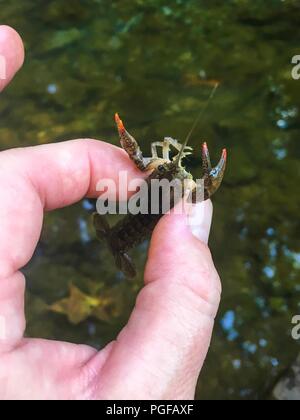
[0,25,24,92]
[0,139,145,347]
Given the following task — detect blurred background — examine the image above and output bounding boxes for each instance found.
[0,0,300,400]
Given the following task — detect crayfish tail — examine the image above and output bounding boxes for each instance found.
[93,213,137,278]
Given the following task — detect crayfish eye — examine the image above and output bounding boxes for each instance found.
[158,165,165,172]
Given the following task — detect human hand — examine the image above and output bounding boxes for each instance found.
[0,26,221,400]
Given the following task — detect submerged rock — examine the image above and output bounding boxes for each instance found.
[273,355,300,400]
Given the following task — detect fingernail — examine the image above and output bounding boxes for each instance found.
[187,200,213,244]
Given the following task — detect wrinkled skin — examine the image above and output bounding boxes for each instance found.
[0,26,221,400]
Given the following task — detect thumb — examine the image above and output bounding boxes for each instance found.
[95,200,221,400]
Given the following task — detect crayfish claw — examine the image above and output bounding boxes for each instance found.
[202,145,227,199]
[212,148,227,181]
[115,113,125,133]
[202,142,212,174]
[115,113,148,171]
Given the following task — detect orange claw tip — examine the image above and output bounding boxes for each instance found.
[114,112,120,122]
[222,148,227,159]
[114,113,125,131]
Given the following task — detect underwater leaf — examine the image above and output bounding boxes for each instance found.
[49,283,123,325]
[49,283,98,324]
